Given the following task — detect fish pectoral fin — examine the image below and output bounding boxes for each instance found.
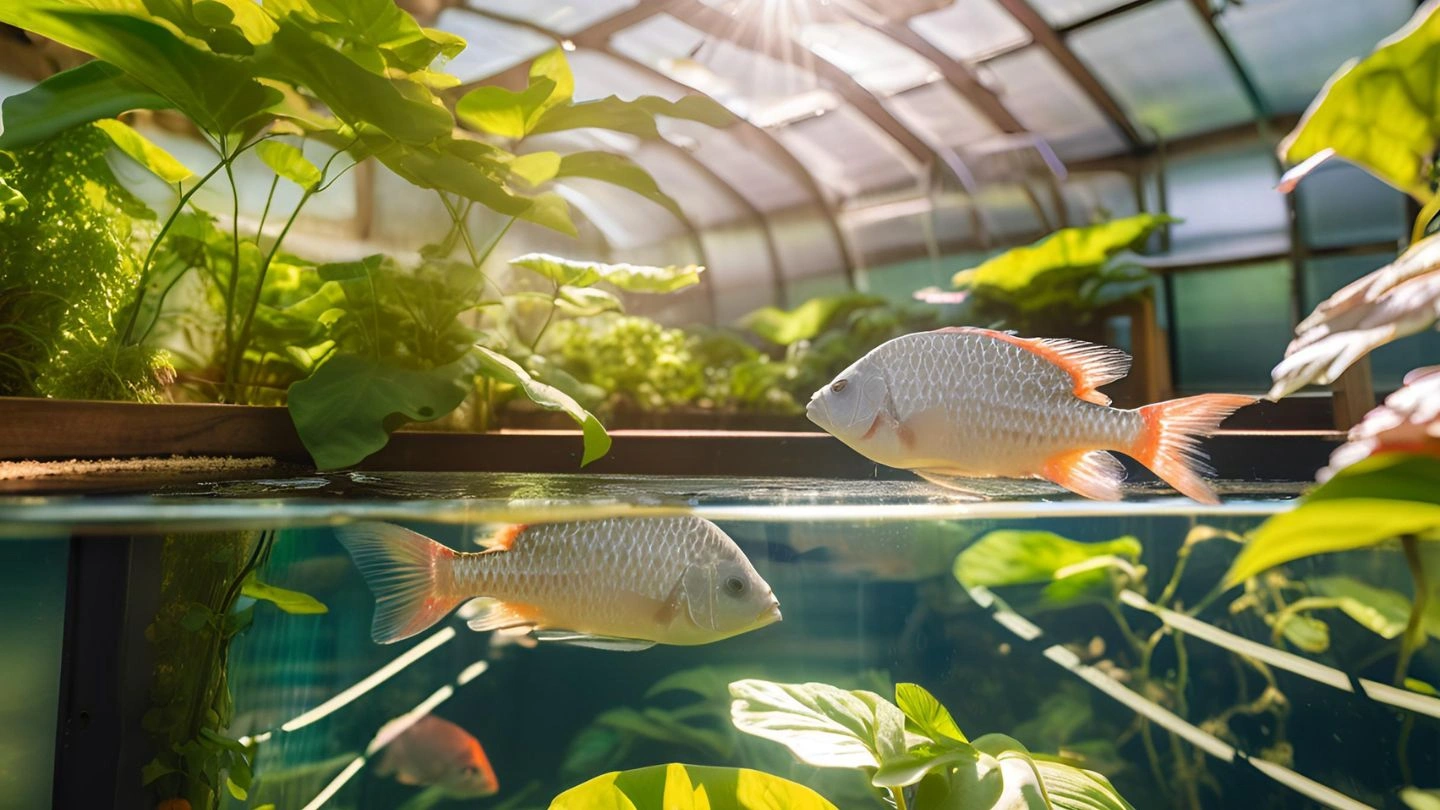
[531,630,657,652]
[464,599,541,633]
[1041,449,1126,501]
[653,572,688,627]
[912,469,987,499]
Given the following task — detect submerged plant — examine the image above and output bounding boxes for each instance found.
[550,762,837,809]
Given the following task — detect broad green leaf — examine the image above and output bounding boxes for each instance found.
[241,575,328,614]
[740,294,886,346]
[529,47,575,115]
[1032,756,1136,810]
[1403,788,1440,810]
[509,254,703,293]
[557,151,684,218]
[531,94,737,138]
[1310,576,1414,639]
[1278,3,1440,200]
[558,285,624,317]
[266,0,462,72]
[508,151,562,187]
[1269,609,1331,653]
[516,190,578,237]
[0,176,27,221]
[953,214,1175,298]
[728,679,906,770]
[377,139,529,217]
[871,744,979,789]
[455,79,558,139]
[954,530,1142,605]
[141,758,177,786]
[288,353,478,470]
[473,346,611,466]
[549,763,836,810]
[0,60,173,150]
[0,6,280,137]
[1225,454,1440,586]
[257,140,322,190]
[894,683,967,745]
[93,118,192,183]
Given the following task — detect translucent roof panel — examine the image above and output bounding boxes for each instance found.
[845,199,979,264]
[613,14,841,127]
[556,179,688,250]
[464,0,638,36]
[1217,0,1415,114]
[776,105,923,202]
[702,224,783,322]
[976,184,1046,240]
[770,206,847,281]
[800,21,938,97]
[886,81,999,151]
[1069,0,1254,140]
[1029,0,1132,28]
[910,0,1030,63]
[984,46,1127,161]
[433,10,553,83]
[1160,141,1288,259]
[627,142,749,229]
[565,49,684,104]
[662,119,815,212]
[1061,171,1140,224]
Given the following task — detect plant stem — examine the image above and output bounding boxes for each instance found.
[221,158,244,400]
[890,786,908,810]
[1393,535,1429,686]
[529,280,561,352]
[228,189,314,398]
[256,175,279,240]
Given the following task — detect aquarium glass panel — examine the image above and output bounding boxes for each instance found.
[1171,261,1294,392]
[0,539,67,810]
[1162,140,1288,257]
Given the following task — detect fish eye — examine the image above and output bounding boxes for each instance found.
[723,575,746,595]
[462,766,479,776]
[831,379,848,393]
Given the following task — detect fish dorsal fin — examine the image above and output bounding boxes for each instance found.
[462,598,540,633]
[477,524,526,551]
[935,327,1130,406]
[532,630,657,651]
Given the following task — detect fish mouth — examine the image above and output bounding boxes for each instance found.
[804,393,825,426]
[759,597,782,624]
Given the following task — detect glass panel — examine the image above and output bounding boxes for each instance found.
[1171,262,1293,392]
[776,105,923,200]
[557,179,689,249]
[1218,0,1414,114]
[464,0,638,36]
[801,22,939,96]
[565,49,686,103]
[433,10,553,83]
[1162,140,1287,257]
[977,184,1045,239]
[771,206,847,281]
[627,141,747,228]
[702,224,781,321]
[1069,0,1254,140]
[1063,170,1139,224]
[865,252,986,305]
[886,81,999,150]
[1029,0,1131,28]
[1296,161,1406,250]
[0,540,67,810]
[984,46,1128,161]
[910,0,1030,62]
[1304,253,1440,390]
[664,120,815,212]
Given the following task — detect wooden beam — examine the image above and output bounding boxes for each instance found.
[1055,0,1155,35]
[991,0,1144,149]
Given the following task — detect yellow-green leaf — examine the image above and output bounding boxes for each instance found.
[508,151,562,187]
[529,47,574,115]
[93,118,192,183]
[473,346,611,466]
[549,764,835,810]
[455,78,556,139]
[1279,3,1440,200]
[1310,576,1414,639]
[740,294,885,346]
[895,683,967,744]
[953,530,1142,605]
[257,140,322,191]
[517,191,577,237]
[241,576,328,614]
[510,254,702,293]
[953,213,1175,295]
[556,151,684,219]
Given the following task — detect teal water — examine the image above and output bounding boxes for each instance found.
[3,473,1435,810]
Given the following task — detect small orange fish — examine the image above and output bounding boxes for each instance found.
[338,517,781,650]
[374,714,498,798]
[806,327,1255,503]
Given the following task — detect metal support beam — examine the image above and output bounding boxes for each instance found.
[991,0,1145,149]
[1055,0,1155,35]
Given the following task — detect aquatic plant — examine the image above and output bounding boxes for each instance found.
[550,762,837,809]
[944,214,1175,335]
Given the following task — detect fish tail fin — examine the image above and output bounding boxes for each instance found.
[336,522,466,644]
[1130,394,1256,505]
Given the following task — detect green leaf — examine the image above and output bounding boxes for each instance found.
[1278,4,1440,200]
[1270,609,1331,653]
[288,353,479,470]
[549,763,836,810]
[455,79,557,139]
[93,118,192,183]
[556,151,684,219]
[0,5,281,137]
[377,139,529,217]
[740,294,886,346]
[225,776,248,801]
[894,683,967,745]
[1310,576,1414,639]
[558,286,624,317]
[0,176,27,221]
[1032,756,1136,810]
[257,140,322,191]
[241,575,328,614]
[531,94,737,138]
[528,47,574,115]
[727,679,906,770]
[1402,788,1440,810]
[0,60,173,150]
[473,346,611,466]
[1225,454,1440,587]
[1406,678,1440,697]
[871,744,979,789]
[954,530,1142,605]
[954,213,1174,299]
[141,757,177,786]
[509,254,704,293]
[517,190,577,236]
[508,151,562,187]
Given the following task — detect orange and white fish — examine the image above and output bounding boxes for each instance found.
[338,517,781,651]
[373,714,498,798]
[806,327,1255,504]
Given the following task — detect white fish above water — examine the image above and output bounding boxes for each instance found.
[338,517,781,651]
[806,327,1255,504]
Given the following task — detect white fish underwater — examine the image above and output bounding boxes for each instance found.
[338,517,781,651]
[806,327,1255,504]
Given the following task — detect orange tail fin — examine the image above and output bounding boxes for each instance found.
[336,522,467,644]
[1131,394,1256,505]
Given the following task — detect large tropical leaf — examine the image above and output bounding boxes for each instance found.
[894,683,966,745]
[531,95,736,138]
[472,346,611,466]
[727,679,907,770]
[740,294,886,346]
[1225,454,1440,586]
[1277,2,1440,200]
[0,5,280,137]
[0,60,173,150]
[92,118,192,183]
[549,763,837,810]
[555,151,685,219]
[509,254,703,293]
[288,353,478,470]
[954,530,1142,605]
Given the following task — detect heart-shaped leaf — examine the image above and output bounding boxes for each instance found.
[257,140,322,191]
[510,254,703,293]
[473,346,611,466]
[727,679,906,770]
[895,683,967,745]
[556,151,684,219]
[0,60,173,150]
